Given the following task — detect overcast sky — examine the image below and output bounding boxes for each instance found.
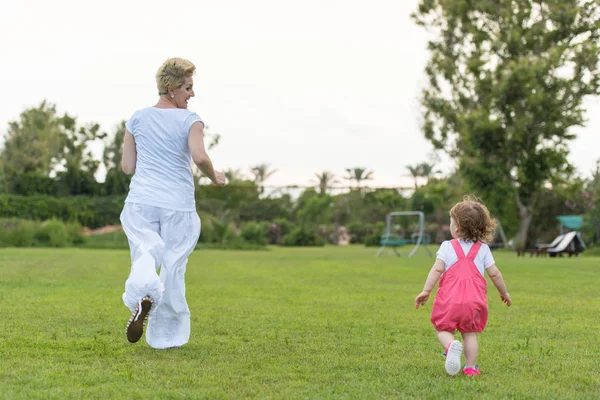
[1,0,599,188]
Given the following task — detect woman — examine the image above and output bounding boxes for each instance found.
[120,57,226,349]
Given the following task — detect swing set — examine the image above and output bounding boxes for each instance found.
[375,211,433,258]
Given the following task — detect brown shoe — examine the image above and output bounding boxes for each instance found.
[126,296,153,343]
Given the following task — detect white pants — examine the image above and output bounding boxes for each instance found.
[120,203,201,349]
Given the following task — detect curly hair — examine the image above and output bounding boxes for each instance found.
[156,57,196,95]
[449,195,497,243]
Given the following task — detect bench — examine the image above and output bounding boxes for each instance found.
[516,248,548,257]
[376,234,412,256]
[380,234,411,247]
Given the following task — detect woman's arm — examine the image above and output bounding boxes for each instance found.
[121,130,137,175]
[188,121,224,185]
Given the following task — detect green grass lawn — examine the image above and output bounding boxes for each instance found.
[0,246,598,399]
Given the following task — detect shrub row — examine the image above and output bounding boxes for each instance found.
[0,192,398,248]
[0,194,125,229]
[0,218,86,248]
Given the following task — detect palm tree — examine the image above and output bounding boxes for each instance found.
[250,163,277,185]
[419,162,442,185]
[250,163,277,194]
[224,168,246,182]
[345,168,355,189]
[405,164,421,189]
[313,171,338,195]
[345,167,374,189]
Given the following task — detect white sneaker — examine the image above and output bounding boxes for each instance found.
[445,340,463,375]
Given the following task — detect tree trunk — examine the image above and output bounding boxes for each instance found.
[435,208,445,243]
[514,193,534,250]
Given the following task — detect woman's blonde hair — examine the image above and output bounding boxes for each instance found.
[449,195,497,243]
[156,57,196,95]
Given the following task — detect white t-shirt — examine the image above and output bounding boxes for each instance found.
[436,239,496,276]
[124,107,203,212]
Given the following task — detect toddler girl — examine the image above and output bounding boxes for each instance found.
[415,196,511,376]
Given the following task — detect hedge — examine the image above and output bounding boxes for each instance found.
[0,195,125,229]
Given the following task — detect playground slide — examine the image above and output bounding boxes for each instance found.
[547,231,577,253]
[538,234,565,249]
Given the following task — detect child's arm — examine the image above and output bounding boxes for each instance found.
[415,259,445,309]
[486,264,512,306]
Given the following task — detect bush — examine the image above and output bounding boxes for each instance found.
[195,238,267,251]
[274,218,293,236]
[282,226,325,247]
[266,218,293,245]
[10,172,58,196]
[197,213,215,243]
[347,222,375,244]
[81,231,129,249]
[364,233,382,247]
[583,246,600,257]
[0,219,38,247]
[0,216,267,250]
[0,218,80,248]
[0,194,125,228]
[35,219,69,247]
[364,221,386,247]
[213,220,237,244]
[318,225,337,245]
[0,218,86,248]
[240,221,268,245]
[66,223,87,245]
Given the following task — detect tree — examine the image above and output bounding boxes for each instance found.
[584,159,600,245]
[250,163,277,194]
[413,0,600,246]
[405,164,422,189]
[103,121,125,174]
[203,125,220,151]
[345,167,374,189]
[0,100,104,196]
[224,168,246,182]
[419,162,441,185]
[297,194,335,227]
[54,114,106,196]
[406,155,441,189]
[313,171,338,195]
[103,121,131,195]
[0,101,63,194]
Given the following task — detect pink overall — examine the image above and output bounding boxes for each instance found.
[431,240,488,333]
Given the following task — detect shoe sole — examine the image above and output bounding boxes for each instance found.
[445,340,462,376]
[126,297,153,343]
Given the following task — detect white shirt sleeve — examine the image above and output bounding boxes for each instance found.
[184,112,203,134]
[436,241,453,269]
[125,111,139,136]
[481,244,496,268]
